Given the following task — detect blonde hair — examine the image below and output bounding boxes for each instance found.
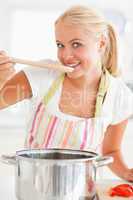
[55,5,119,76]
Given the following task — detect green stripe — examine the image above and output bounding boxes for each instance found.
[95,70,110,117]
[43,74,64,105]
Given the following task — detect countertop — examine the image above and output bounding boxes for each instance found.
[0,174,133,200]
[96,180,133,200]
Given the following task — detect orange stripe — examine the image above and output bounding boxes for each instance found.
[80,119,88,150]
[60,121,74,148]
[89,119,95,146]
[45,116,58,148]
[41,115,55,147]
[70,124,80,147]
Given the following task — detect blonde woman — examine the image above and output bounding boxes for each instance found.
[0,5,133,181]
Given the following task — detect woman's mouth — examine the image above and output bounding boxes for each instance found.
[67,62,81,69]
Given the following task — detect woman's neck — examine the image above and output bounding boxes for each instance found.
[65,68,102,90]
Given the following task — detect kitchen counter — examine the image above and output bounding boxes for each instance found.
[0,174,133,200]
[96,180,133,200]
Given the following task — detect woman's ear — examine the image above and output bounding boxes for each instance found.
[98,34,107,53]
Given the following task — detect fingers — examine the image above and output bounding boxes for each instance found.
[0,50,13,70]
[0,56,11,64]
[0,57,12,70]
[0,50,7,56]
[124,169,133,182]
[128,172,133,182]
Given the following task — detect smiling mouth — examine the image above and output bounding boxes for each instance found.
[66,62,80,68]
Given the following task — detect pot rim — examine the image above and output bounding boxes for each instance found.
[16,148,99,163]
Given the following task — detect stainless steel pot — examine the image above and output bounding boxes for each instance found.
[1,148,113,200]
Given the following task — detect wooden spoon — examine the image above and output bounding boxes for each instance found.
[11,57,74,73]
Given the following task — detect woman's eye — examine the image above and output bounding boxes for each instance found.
[72,42,82,48]
[56,43,64,48]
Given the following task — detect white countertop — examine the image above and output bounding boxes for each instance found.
[96,180,133,200]
[0,173,133,200]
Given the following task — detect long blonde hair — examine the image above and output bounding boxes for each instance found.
[55,5,119,76]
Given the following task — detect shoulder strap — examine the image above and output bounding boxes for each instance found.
[43,74,64,105]
[94,69,110,117]
[42,70,110,117]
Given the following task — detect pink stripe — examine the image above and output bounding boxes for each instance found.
[28,103,45,146]
[42,116,57,148]
[89,120,95,146]
[95,132,105,152]
[30,102,43,133]
[95,143,102,152]
[80,119,88,150]
[60,121,74,148]
[47,118,59,148]
[32,107,45,137]
[44,116,58,148]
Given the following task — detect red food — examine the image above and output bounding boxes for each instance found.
[109,183,133,198]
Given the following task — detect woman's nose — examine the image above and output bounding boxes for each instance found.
[62,49,74,61]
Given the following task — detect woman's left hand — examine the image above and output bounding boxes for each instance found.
[123,168,133,182]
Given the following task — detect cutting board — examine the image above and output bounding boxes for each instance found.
[96,180,133,200]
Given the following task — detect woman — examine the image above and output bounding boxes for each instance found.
[0,5,133,181]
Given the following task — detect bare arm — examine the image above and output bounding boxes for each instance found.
[0,70,32,109]
[102,120,133,181]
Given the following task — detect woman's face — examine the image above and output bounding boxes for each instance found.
[55,21,102,79]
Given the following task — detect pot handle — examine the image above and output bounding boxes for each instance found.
[93,156,113,181]
[93,156,113,168]
[0,154,16,165]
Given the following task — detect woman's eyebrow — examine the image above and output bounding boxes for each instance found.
[69,38,82,43]
[56,40,61,43]
[56,38,83,44]
[56,38,82,42]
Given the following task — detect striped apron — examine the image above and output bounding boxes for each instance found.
[25,70,110,152]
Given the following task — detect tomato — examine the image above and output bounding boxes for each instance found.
[109,183,133,198]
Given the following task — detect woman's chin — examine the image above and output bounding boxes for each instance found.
[66,70,84,79]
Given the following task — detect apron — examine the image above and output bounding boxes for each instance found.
[25,70,110,152]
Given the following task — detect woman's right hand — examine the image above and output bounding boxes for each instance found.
[0,50,15,85]
[0,50,14,69]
